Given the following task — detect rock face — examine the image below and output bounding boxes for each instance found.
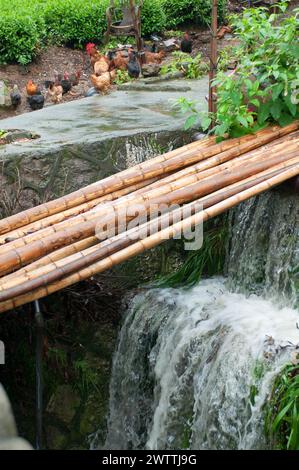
[0,384,32,450]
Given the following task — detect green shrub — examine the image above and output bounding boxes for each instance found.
[161,0,227,29]
[142,0,167,35]
[0,1,45,64]
[42,0,109,47]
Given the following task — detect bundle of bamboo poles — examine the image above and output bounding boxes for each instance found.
[0,121,298,313]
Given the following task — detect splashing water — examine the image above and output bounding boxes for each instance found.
[105,279,299,450]
[102,191,299,450]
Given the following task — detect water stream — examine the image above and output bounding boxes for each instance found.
[102,190,299,450]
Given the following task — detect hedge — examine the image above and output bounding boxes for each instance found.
[162,0,227,29]
[0,0,226,64]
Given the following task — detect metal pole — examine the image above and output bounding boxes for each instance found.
[209,0,218,129]
[34,299,44,450]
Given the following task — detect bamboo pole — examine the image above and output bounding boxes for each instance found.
[1,164,298,314]
[0,236,98,286]
[2,131,297,285]
[0,136,215,235]
[1,157,298,299]
[1,129,298,256]
[0,145,298,278]
[0,123,297,236]
[0,178,158,243]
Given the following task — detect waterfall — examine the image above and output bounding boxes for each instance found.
[226,190,299,306]
[103,190,299,450]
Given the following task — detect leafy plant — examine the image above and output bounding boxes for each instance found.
[217,45,243,72]
[161,0,227,29]
[155,223,228,288]
[114,69,132,85]
[212,2,299,136]
[73,358,100,395]
[0,1,46,64]
[173,97,211,131]
[175,2,299,138]
[161,51,209,79]
[265,364,299,450]
[42,0,109,48]
[141,0,166,36]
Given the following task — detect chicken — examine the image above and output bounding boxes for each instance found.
[127,50,140,79]
[106,50,116,61]
[180,32,193,54]
[47,82,63,104]
[217,25,232,40]
[69,71,81,87]
[10,85,22,108]
[27,93,44,111]
[110,51,129,71]
[26,80,39,96]
[94,57,110,76]
[90,71,116,95]
[60,72,72,94]
[44,80,54,90]
[144,50,166,64]
[86,42,104,68]
[54,70,63,84]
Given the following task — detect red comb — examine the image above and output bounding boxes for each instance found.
[86,43,96,54]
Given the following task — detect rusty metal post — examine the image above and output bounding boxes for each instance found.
[209,0,218,129]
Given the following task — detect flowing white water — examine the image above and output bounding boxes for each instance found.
[105,279,299,450]
[102,191,299,450]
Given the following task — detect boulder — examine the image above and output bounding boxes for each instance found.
[142,63,161,78]
[0,81,11,109]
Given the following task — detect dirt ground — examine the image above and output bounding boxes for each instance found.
[0,46,91,120]
[0,0,298,122]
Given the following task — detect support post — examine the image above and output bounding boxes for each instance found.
[34,299,44,450]
[209,0,218,129]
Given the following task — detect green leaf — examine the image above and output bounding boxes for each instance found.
[250,99,260,108]
[272,401,293,432]
[270,100,283,120]
[278,112,295,127]
[201,116,212,131]
[258,103,271,124]
[284,94,298,117]
[271,83,284,101]
[184,115,198,130]
[237,115,249,128]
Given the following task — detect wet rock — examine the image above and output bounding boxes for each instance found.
[85,87,98,97]
[142,64,161,78]
[46,385,80,425]
[46,425,68,450]
[0,81,11,109]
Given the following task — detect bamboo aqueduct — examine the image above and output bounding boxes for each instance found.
[0,121,298,314]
